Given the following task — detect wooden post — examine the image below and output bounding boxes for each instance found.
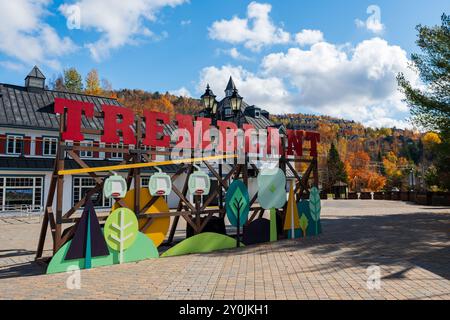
[54,111,66,253]
[133,117,142,214]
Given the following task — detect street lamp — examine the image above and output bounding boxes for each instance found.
[201,84,217,117]
[230,88,243,126]
[230,88,242,114]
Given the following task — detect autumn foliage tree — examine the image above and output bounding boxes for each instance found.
[382,152,410,190]
[345,151,386,192]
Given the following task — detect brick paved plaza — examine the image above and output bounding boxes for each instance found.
[0,200,449,300]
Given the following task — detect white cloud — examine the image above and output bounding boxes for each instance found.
[261,37,419,128]
[355,5,385,34]
[295,29,324,46]
[208,1,290,51]
[218,48,252,61]
[180,19,191,26]
[59,0,187,61]
[0,0,77,69]
[198,37,418,128]
[170,87,192,97]
[0,61,27,72]
[198,65,292,114]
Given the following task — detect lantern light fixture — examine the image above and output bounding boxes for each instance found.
[230,88,243,113]
[201,84,217,114]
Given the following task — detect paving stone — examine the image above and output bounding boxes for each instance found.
[0,200,449,300]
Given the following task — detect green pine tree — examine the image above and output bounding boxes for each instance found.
[326,142,348,191]
[397,13,450,190]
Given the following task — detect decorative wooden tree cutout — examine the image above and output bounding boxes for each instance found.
[64,199,109,269]
[299,214,309,238]
[226,180,250,248]
[284,181,300,239]
[104,208,139,264]
[309,186,322,235]
[257,167,287,242]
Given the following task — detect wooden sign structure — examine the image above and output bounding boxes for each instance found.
[35,99,320,261]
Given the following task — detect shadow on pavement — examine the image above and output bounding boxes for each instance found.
[205,212,450,280]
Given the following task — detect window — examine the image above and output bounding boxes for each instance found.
[224,108,232,117]
[80,140,93,158]
[43,137,58,156]
[254,110,260,118]
[111,143,124,159]
[73,177,111,208]
[6,135,24,155]
[0,177,43,212]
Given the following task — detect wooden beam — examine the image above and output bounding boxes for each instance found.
[58,154,237,175]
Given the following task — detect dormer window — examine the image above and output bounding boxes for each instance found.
[254,110,260,118]
[24,66,45,91]
[224,108,232,117]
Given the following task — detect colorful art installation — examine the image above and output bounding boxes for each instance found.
[283,181,300,239]
[65,200,109,269]
[112,188,170,247]
[188,164,211,196]
[309,187,322,235]
[104,208,139,264]
[242,218,271,245]
[226,180,250,247]
[103,172,127,199]
[149,167,172,196]
[161,233,243,258]
[257,168,287,242]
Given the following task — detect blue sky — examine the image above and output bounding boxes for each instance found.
[0,0,448,128]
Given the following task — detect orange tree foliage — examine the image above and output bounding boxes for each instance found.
[117,91,175,117]
[382,151,410,189]
[345,151,386,192]
[422,132,442,151]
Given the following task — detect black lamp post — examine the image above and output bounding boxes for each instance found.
[230,88,243,126]
[201,84,217,118]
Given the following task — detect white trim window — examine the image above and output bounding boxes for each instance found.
[43,137,58,156]
[80,140,93,158]
[111,143,124,159]
[0,177,43,212]
[6,135,24,155]
[73,177,110,208]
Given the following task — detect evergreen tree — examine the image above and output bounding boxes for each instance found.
[326,142,348,190]
[397,13,450,190]
[64,68,83,93]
